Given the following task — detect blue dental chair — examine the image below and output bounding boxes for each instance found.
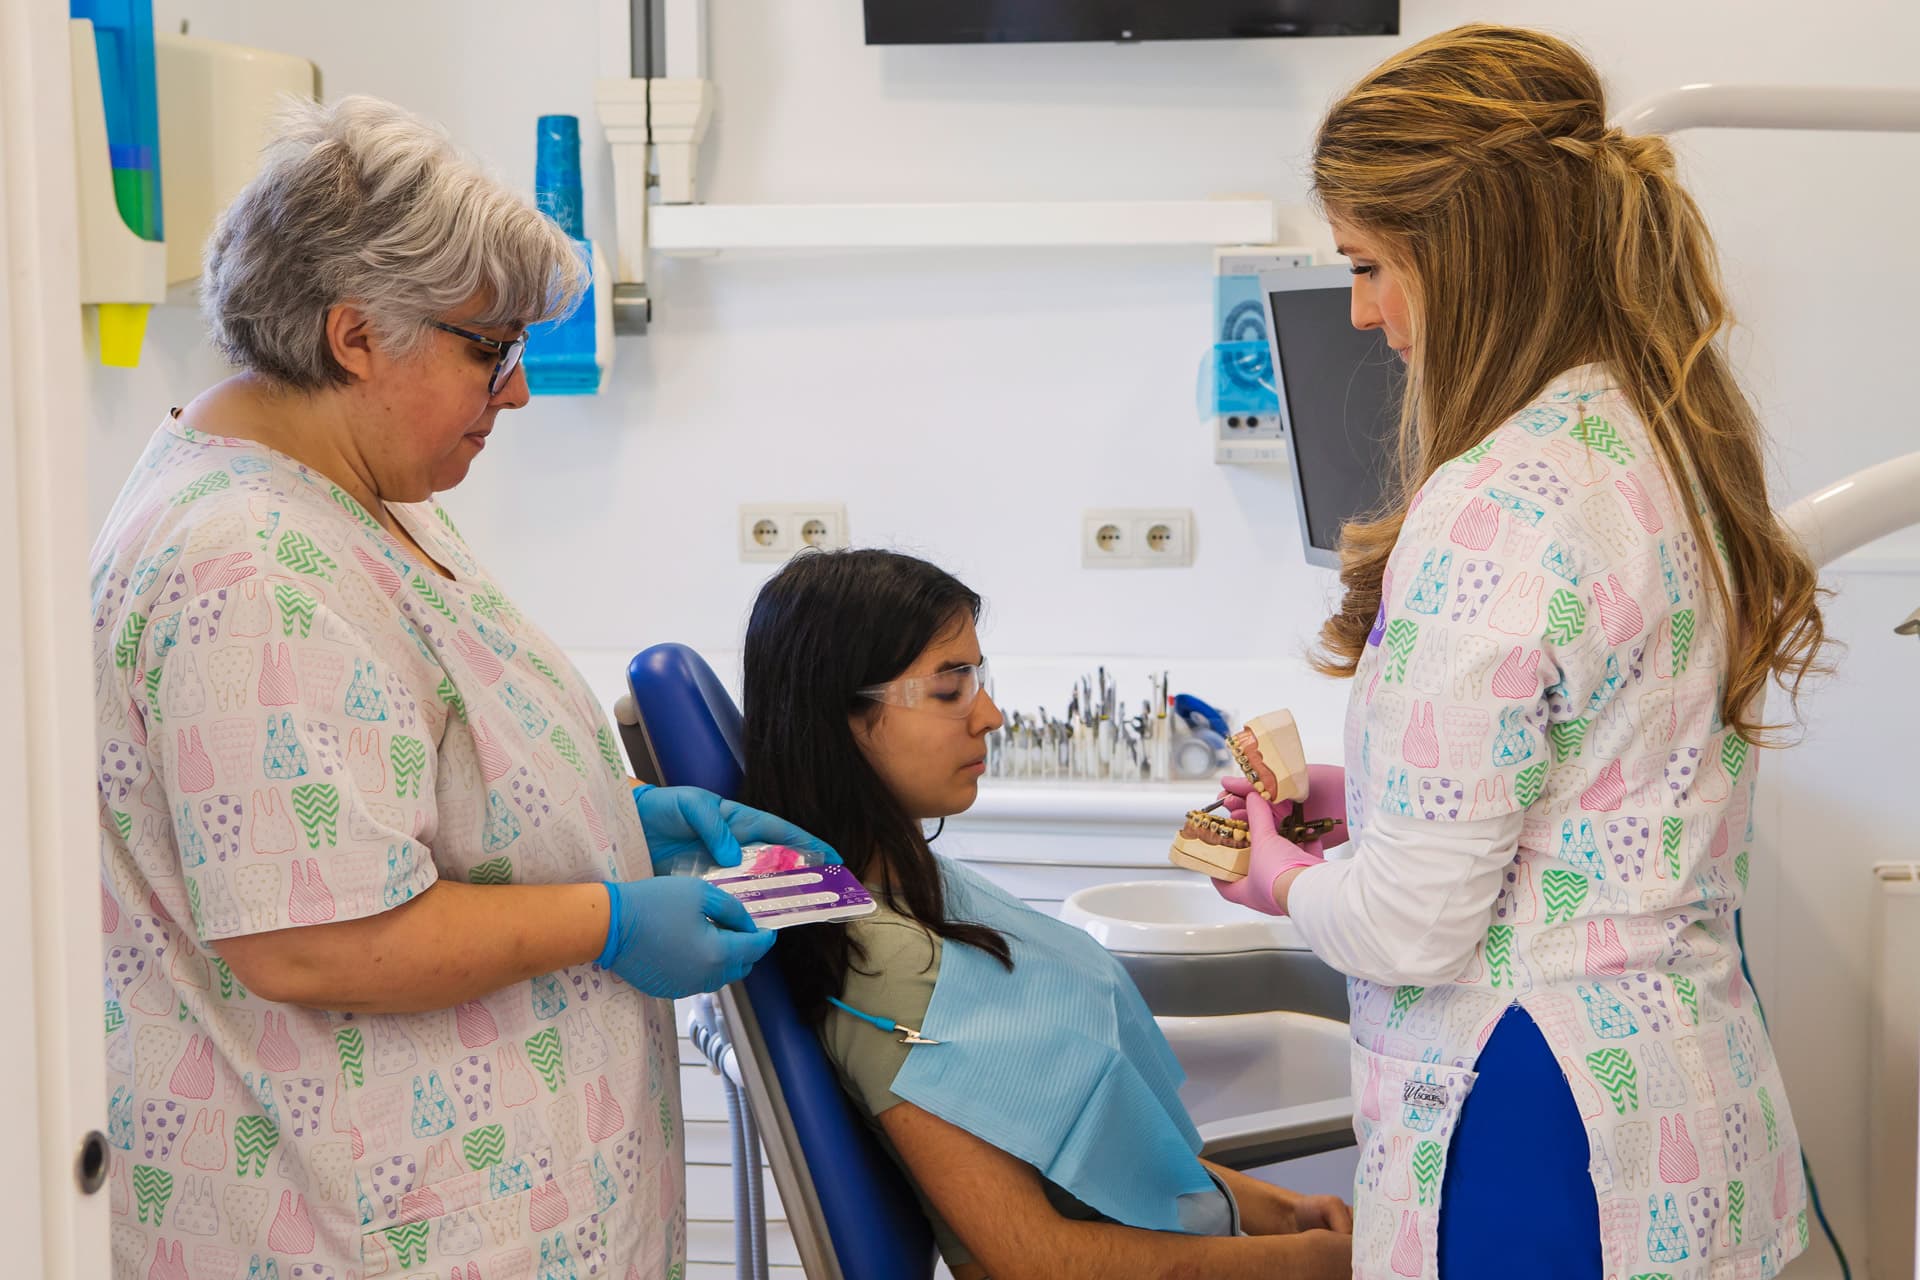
[616,642,1358,1280]
[617,643,939,1280]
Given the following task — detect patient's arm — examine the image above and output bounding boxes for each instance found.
[1201,1159,1353,1236]
[880,1102,1352,1280]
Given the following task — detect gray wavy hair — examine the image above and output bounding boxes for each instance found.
[202,95,587,390]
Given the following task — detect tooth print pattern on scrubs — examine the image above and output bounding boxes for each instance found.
[1338,367,1806,1280]
[93,415,684,1279]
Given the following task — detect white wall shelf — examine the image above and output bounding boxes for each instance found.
[648,198,1277,253]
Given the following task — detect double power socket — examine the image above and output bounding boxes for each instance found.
[738,503,851,562]
[739,502,1193,569]
[1081,508,1195,569]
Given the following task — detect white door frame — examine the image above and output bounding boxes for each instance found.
[1,0,112,1275]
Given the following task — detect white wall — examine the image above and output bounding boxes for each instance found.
[86,2,1920,1275]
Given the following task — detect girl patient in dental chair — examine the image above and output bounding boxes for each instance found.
[741,549,1353,1280]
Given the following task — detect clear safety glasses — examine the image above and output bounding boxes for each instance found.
[429,319,528,395]
[857,661,992,719]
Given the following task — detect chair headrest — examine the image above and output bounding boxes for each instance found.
[625,643,745,800]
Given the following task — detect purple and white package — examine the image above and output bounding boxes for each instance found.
[705,846,877,930]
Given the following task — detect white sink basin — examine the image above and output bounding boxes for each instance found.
[1060,879,1308,953]
[1060,881,1353,1159]
[1160,1010,1351,1135]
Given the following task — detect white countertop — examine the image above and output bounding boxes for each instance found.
[958,779,1222,828]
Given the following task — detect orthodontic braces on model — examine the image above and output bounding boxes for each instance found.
[1167,709,1341,880]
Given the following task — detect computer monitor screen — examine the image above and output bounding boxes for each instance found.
[1259,265,1402,567]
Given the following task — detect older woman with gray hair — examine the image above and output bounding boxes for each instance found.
[91,96,830,1277]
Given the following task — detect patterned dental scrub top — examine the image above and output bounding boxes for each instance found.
[92,414,685,1280]
[1336,365,1807,1280]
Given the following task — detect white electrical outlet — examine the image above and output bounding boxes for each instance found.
[1081,508,1196,569]
[740,503,850,562]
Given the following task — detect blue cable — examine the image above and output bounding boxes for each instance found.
[826,996,897,1034]
[1734,907,1851,1280]
[826,996,929,1039]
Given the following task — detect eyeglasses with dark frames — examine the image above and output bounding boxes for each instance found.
[428,320,528,395]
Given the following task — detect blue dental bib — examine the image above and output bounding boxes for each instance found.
[887,858,1218,1233]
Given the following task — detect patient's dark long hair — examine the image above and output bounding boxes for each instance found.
[741,549,1012,1025]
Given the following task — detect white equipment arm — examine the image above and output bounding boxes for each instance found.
[1616,84,1920,596]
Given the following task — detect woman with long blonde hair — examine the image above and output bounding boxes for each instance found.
[1209,25,1826,1278]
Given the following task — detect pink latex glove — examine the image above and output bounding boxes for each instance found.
[1211,793,1324,915]
[1212,763,1350,916]
[1216,763,1351,850]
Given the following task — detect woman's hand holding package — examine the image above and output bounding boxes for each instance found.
[631,783,841,870]
[598,876,775,998]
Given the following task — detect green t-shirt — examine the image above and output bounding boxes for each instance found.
[817,894,1106,1272]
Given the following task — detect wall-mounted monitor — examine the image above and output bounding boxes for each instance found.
[1259,265,1402,568]
[863,1,1399,45]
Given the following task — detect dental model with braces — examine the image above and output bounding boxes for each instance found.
[1228,709,1311,805]
[1170,709,1337,880]
[1170,808,1256,879]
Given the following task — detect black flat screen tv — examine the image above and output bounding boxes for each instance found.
[863,1,1399,45]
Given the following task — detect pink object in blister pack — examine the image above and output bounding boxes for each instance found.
[733,843,810,876]
[702,843,877,930]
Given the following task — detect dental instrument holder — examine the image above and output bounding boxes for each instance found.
[525,115,614,394]
[987,669,1218,783]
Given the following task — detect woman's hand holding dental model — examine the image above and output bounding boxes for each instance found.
[1213,763,1349,916]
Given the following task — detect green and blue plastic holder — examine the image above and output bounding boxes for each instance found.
[72,0,164,365]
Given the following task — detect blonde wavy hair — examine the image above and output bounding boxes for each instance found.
[1309,24,1828,744]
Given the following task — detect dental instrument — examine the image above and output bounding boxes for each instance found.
[985,670,1246,784]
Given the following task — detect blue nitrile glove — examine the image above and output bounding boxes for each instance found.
[597,877,777,997]
[631,784,840,871]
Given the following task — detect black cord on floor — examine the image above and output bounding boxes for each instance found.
[1735,907,1851,1280]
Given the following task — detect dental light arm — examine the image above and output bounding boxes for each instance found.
[1779,453,1920,642]
[1614,84,1920,137]
[1611,84,1920,630]
[1780,453,1920,570]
